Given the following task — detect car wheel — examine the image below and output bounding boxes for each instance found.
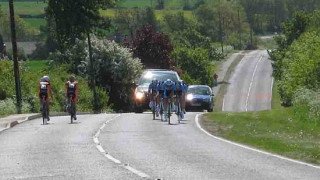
[134,104,143,113]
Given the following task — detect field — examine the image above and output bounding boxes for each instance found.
[0,1,45,16]
[24,18,46,29]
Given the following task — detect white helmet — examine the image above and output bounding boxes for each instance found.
[166,79,173,86]
[42,76,50,82]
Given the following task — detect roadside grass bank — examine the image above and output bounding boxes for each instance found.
[258,37,278,50]
[213,53,244,111]
[203,79,320,165]
[202,109,320,165]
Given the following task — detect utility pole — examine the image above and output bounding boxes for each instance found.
[219,0,224,53]
[238,6,242,50]
[9,0,22,114]
[87,32,98,113]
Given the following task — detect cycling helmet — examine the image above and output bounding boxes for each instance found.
[166,79,173,86]
[42,76,50,82]
[152,78,158,84]
[69,75,75,82]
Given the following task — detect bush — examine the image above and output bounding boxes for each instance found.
[293,88,320,121]
[51,35,143,111]
[0,98,30,116]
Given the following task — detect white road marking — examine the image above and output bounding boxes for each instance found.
[270,77,274,106]
[222,95,225,111]
[105,153,122,164]
[195,113,320,170]
[245,56,263,112]
[123,165,150,178]
[93,114,151,179]
[96,145,105,153]
[93,137,99,144]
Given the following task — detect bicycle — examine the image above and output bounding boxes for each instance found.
[176,95,182,123]
[41,96,48,125]
[150,94,157,120]
[68,95,76,124]
[167,96,173,124]
[159,96,164,121]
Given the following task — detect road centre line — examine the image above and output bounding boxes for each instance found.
[245,56,263,112]
[93,114,151,179]
[195,113,320,170]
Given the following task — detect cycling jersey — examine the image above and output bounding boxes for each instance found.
[163,81,176,98]
[148,81,158,94]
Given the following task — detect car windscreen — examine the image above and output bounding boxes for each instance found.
[139,71,179,86]
[188,86,211,95]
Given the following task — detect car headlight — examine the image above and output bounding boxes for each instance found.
[135,91,144,100]
[187,94,193,101]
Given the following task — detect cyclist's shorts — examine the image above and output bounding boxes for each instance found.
[164,90,173,98]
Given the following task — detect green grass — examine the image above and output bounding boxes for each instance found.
[203,109,320,165]
[100,9,193,20]
[258,37,278,50]
[26,60,48,73]
[204,75,320,164]
[0,2,45,16]
[23,18,46,29]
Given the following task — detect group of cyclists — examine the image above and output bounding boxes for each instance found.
[38,75,79,122]
[148,78,188,121]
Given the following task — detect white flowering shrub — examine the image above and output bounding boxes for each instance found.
[293,88,320,121]
[51,35,143,111]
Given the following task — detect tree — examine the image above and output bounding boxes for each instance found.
[171,47,215,86]
[46,0,116,50]
[129,24,173,69]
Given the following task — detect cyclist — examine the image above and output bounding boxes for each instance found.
[156,80,165,117]
[163,79,176,121]
[38,76,52,121]
[65,75,79,120]
[175,80,188,119]
[148,78,159,116]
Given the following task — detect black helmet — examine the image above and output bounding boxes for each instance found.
[69,75,75,82]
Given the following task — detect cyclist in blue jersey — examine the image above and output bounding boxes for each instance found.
[148,79,159,115]
[163,79,176,121]
[175,80,188,119]
[156,81,165,118]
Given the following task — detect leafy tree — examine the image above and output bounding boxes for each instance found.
[171,47,215,86]
[279,31,320,105]
[46,0,116,50]
[129,24,173,69]
[161,11,195,33]
[51,35,143,111]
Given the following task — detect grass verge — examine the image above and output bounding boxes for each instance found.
[213,53,244,111]
[26,60,48,73]
[202,109,320,165]
[202,75,320,165]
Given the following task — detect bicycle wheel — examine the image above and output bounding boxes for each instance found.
[160,100,163,121]
[168,101,171,124]
[177,101,181,123]
[42,102,47,125]
[70,101,74,124]
[152,103,156,120]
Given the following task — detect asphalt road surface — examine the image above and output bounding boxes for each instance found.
[223,50,273,112]
[1,113,320,179]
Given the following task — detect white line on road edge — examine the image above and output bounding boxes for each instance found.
[195,113,320,170]
[222,95,225,111]
[123,165,150,178]
[245,56,263,112]
[270,78,274,107]
[93,114,151,179]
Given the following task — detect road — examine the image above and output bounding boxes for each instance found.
[223,50,273,112]
[1,113,320,179]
